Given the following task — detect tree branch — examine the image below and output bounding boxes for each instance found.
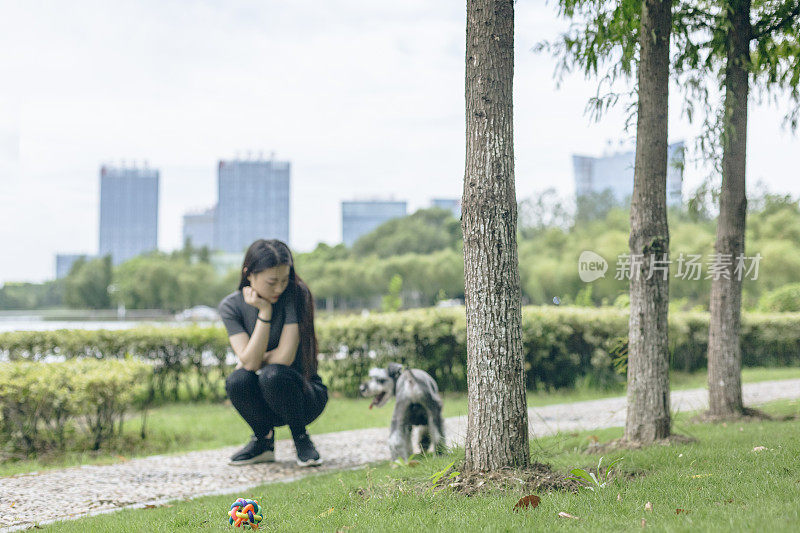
[753,1,800,40]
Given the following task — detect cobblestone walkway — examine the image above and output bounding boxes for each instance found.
[2,379,798,531]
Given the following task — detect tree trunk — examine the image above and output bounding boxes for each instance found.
[707,0,751,418]
[624,0,672,444]
[463,0,529,471]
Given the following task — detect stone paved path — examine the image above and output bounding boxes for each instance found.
[1,379,798,531]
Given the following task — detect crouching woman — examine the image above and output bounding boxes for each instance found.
[219,239,327,467]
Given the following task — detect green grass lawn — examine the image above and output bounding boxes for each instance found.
[44,399,800,532]
[2,367,799,477]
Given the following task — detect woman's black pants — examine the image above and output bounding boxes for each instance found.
[225,364,328,439]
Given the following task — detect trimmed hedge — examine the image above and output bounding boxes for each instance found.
[1,307,799,398]
[0,326,230,403]
[0,359,150,454]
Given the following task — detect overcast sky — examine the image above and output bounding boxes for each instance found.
[1,0,798,284]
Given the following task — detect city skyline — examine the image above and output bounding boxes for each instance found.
[215,158,291,253]
[2,0,799,284]
[99,165,160,265]
[573,142,685,207]
[342,200,408,247]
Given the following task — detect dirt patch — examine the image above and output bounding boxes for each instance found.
[432,462,581,496]
[691,407,774,424]
[588,433,697,454]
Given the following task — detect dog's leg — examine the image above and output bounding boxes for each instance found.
[424,399,446,455]
[388,422,404,460]
[418,426,431,453]
[388,402,412,460]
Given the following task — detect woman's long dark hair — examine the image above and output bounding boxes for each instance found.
[238,239,318,384]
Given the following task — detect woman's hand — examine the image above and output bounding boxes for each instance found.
[243,286,272,315]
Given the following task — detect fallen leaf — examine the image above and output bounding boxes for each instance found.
[690,474,712,479]
[640,518,647,527]
[645,501,653,512]
[588,435,599,443]
[739,427,744,432]
[617,493,622,502]
[558,512,580,520]
[676,508,690,514]
[317,507,335,517]
[513,495,541,511]
[752,446,767,452]
[407,460,420,467]
[144,505,157,509]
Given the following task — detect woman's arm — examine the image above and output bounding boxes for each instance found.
[262,323,300,366]
[229,287,273,371]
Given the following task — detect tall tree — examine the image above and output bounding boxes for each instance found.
[625,0,673,443]
[463,0,530,470]
[672,0,800,417]
[539,0,674,443]
[706,0,751,417]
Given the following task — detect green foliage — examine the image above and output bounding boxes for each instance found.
[299,248,465,308]
[2,309,798,400]
[351,208,462,258]
[0,280,63,310]
[427,459,460,492]
[0,326,231,403]
[315,306,800,396]
[613,293,630,308]
[63,256,112,309]
[381,274,403,312]
[575,284,594,306]
[0,359,149,454]
[569,456,624,491]
[112,252,230,312]
[576,189,628,224]
[759,283,800,312]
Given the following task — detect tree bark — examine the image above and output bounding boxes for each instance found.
[707,0,751,418]
[624,0,673,444]
[463,0,529,471]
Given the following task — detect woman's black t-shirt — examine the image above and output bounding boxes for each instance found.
[218,287,321,383]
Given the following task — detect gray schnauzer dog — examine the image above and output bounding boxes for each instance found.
[359,363,446,460]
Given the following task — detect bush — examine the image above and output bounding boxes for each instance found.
[2,307,799,399]
[0,326,230,403]
[0,359,150,454]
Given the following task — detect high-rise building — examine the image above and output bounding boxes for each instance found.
[55,254,93,279]
[214,158,290,253]
[98,165,159,265]
[431,198,462,219]
[572,141,685,207]
[341,200,407,247]
[182,206,216,250]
